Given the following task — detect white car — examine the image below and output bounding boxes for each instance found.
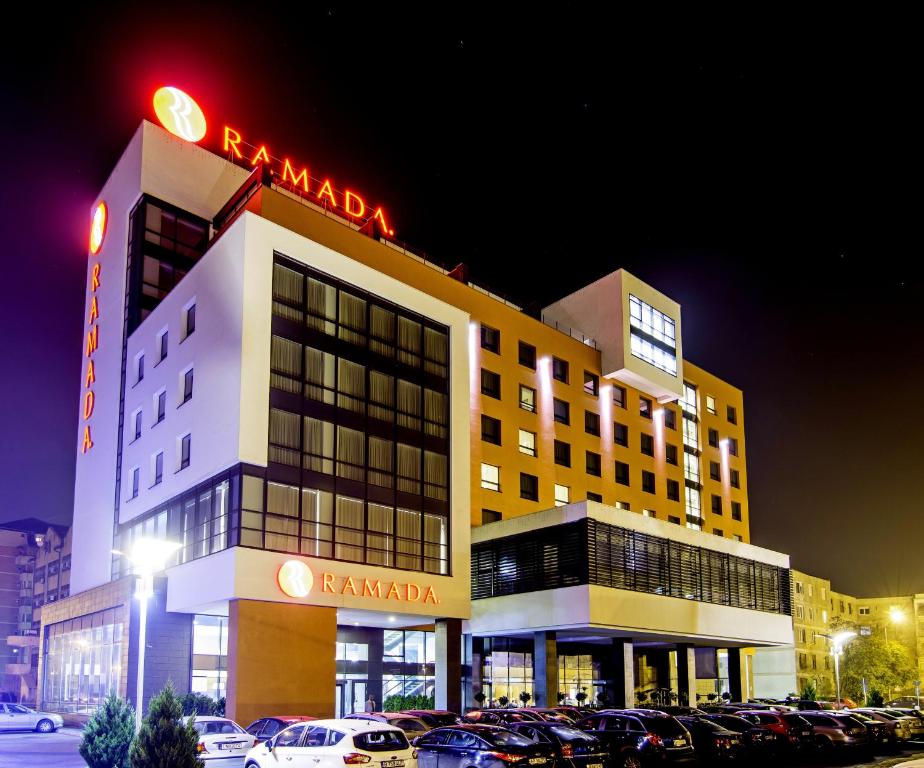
[193,716,256,763]
[244,718,417,768]
[0,703,63,733]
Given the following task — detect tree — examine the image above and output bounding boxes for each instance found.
[129,682,202,768]
[518,691,531,705]
[840,636,917,703]
[79,691,135,768]
[868,688,885,707]
[575,688,588,704]
[800,681,817,701]
[498,696,509,707]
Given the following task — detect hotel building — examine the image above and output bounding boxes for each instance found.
[42,104,793,723]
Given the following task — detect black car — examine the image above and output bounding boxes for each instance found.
[676,716,744,762]
[414,724,557,768]
[507,721,611,768]
[700,714,775,757]
[403,710,462,727]
[576,711,695,766]
[464,710,544,726]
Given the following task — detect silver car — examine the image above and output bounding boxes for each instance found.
[193,716,256,763]
[0,703,64,733]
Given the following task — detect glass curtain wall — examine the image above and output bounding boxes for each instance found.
[191,615,228,699]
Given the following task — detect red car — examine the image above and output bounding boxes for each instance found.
[245,715,317,744]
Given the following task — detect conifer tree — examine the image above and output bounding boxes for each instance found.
[129,681,202,768]
[79,691,135,768]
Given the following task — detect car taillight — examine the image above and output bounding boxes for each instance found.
[343,753,372,764]
[561,744,574,758]
[487,752,527,762]
[196,742,207,754]
[413,750,419,759]
[644,732,663,747]
[847,727,865,736]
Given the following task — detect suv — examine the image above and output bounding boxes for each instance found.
[735,710,815,754]
[576,711,695,766]
[798,712,870,756]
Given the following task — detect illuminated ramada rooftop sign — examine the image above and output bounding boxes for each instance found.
[152,86,394,236]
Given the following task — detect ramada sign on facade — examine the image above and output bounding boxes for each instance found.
[277,560,440,605]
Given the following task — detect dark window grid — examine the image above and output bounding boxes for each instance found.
[185,304,196,337]
[180,436,191,470]
[553,399,570,425]
[182,370,194,403]
[586,452,601,477]
[481,369,501,399]
[641,471,655,494]
[640,433,654,456]
[518,342,536,369]
[584,411,600,436]
[471,518,792,615]
[552,357,569,383]
[481,416,501,445]
[272,257,450,379]
[614,423,629,447]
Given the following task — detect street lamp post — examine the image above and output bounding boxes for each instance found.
[114,538,180,733]
[825,630,857,708]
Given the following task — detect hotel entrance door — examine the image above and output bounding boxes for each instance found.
[336,680,369,717]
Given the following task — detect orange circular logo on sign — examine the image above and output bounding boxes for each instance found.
[277,560,313,598]
[153,86,207,142]
[89,201,107,254]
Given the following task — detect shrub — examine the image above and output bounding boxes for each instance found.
[498,696,509,707]
[180,692,219,717]
[382,694,435,712]
[473,692,487,707]
[868,688,885,707]
[800,681,817,701]
[129,682,201,768]
[79,691,135,768]
[518,691,531,705]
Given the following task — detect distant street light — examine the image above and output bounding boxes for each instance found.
[113,538,180,733]
[885,607,906,644]
[821,630,857,708]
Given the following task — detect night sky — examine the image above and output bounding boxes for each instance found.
[2,6,920,597]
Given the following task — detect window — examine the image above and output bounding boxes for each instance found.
[184,302,196,338]
[518,341,536,369]
[553,398,570,425]
[552,356,569,383]
[554,440,571,467]
[554,484,570,507]
[713,529,724,537]
[584,411,600,436]
[136,353,145,383]
[668,515,680,525]
[180,434,191,470]
[520,473,538,501]
[639,397,652,419]
[518,429,537,457]
[182,368,194,404]
[665,444,678,465]
[480,463,500,492]
[482,509,501,524]
[481,325,500,353]
[583,371,599,396]
[587,492,602,502]
[667,479,680,501]
[586,451,601,477]
[859,607,870,616]
[708,428,719,448]
[153,452,163,485]
[130,467,140,499]
[615,461,630,486]
[709,461,720,481]
[706,395,716,415]
[663,409,676,430]
[158,330,168,362]
[155,390,166,424]
[481,415,501,445]
[730,469,740,488]
[727,405,737,424]
[642,470,655,494]
[481,369,501,399]
[519,385,536,412]
[731,501,742,521]
[612,385,626,408]
[643,509,656,518]
[711,494,722,515]
[132,409,142,441]
[614,422,628,447]
[640,433,654,456]
[628,294,677,375]
[728,437,739,456]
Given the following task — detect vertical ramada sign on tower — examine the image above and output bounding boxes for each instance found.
[83,201,106,453]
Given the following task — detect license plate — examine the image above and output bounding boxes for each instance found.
[672,738,686,747]
[218,743,244,750]
[588,763,603,768]
[381,761,405,767]
[529,759,547,765]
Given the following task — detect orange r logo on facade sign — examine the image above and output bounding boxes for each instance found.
[277,560,314,598]
[153,86,207,143]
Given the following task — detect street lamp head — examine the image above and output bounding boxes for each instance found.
[127,538,181,575]
[832,630,857,649]
[889,607,906,624]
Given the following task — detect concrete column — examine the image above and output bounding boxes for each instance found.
[533,632,558,707]
[464,635,484,710]
[676,645,697,707]
[727,647,745,702]
[610,639,635,708]
[435,618,462,713]
[226,600,336,726]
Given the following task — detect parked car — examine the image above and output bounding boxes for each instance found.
[346,713,432,739]
[245,718,416,768]
[401,710,461,728]
[0,703,63,733]
[463,709,543,725]
[507,721,611,768]
[882,708,924,738]
[413,724,556,768]
[841,711,896,751]
[552,707,591,721]
[886,697,920,708]
[698,713,776,757]
[675,716,743,762]
[652,707,706,717]
[245,716,316,745]
[575,710,695,766]
[523,707,576,723]
[735,710,815,754]
[798,712,870,756]
[193,716,256,762]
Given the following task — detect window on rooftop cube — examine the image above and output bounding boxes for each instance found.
[552,357,569,383]
[583,371,599,396]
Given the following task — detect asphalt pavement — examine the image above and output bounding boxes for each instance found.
[0,727,85,768]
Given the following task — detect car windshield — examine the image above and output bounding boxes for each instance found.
[640,717,687,737]
[683,719,724,733]
[354,730,410,752]
[484,731,534,748]
[550,726,596,742]
[782,714,811,727]
[194,720,245,735]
